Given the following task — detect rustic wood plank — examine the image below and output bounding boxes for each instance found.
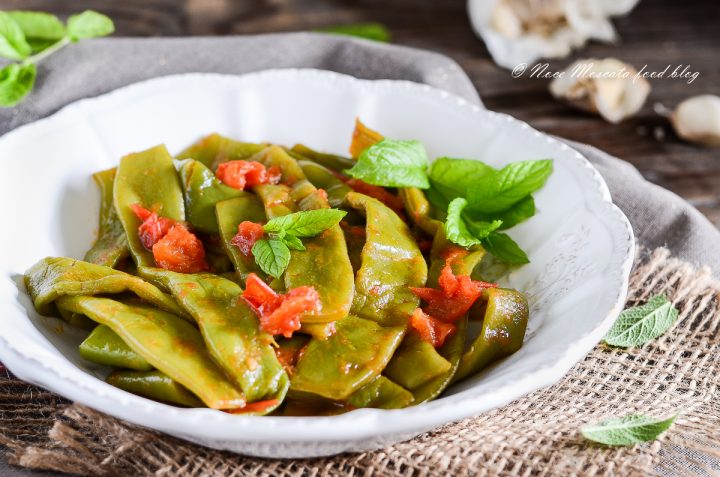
[1,0,718,224]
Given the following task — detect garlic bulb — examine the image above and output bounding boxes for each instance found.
[468,0,641,70]
[670,95,720,147]
[549,58,650,123]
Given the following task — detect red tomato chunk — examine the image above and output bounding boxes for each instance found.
[131,203,208,273]
[410,251,497,323]
[231,221,265,256]
[152,225,209,274]
[242,273,321,338]
[216,160,281,190]
[130,204,175,249]
[409,308,456,348]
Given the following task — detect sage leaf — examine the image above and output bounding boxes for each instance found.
[603,295,678,347]
[582,414,677,446]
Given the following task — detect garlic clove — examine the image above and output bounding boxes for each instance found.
[470,0,641,70]
[549,58,651,124]
[670,95,720,147]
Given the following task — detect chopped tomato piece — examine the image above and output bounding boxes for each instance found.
[242,273,321,338]
[410,308,456,348]
[243,273,282,313]
[131,204,176,249]
[410,253,497,322]
[349,118,384,159]
[216,160,280,190]
[152,224,208,273]
[226,399,279,414]
[345,178,406,218]
[231,221,265,256]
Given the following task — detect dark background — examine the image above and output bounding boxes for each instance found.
[1,0,718,224]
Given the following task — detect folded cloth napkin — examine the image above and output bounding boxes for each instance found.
[1,33,718,477]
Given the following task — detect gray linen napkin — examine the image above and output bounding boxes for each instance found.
[1,33,718,477]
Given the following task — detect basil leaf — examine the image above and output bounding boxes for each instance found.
[603,295,678,347]
[278,234,305,251]
[428,157,495,206]
[315,22,390,42]
[0,63,36,107]
[252,238,291,279]
[7,11,65,40]
[263,209,346,237]
[346,139,430,188]
[445,198,502,247]
[481,232,529,265]
[468,159,553,214]
[67,10,114,41]
[581,414,677,446]
[0,11,31,60]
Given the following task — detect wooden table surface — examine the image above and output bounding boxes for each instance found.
[2,0,719,225]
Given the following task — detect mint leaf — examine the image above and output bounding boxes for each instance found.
[7,11,65,40]
[445,198,502,247]
[603,295,678,347]
[315,22,390,42]
[279,234,305,251]
[428,157,495,208]
[469,159,553,214]
[581,414,677,446]
[264,209,346,237]
[346,139,430,188]
[67,10,114,41]
[473,195,535,230]
[445,198,483,247]
[252,238,291,279]
[0,63,36,107]
[0,11,31,60]
[481,232,529,265]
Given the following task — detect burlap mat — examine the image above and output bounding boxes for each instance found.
[1,247,719,476]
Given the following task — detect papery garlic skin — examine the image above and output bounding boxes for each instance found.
[468,0,640,70]
[549,58,650,124]
[671,95,720,147]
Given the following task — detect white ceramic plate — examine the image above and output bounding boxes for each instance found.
[0,69,634,458]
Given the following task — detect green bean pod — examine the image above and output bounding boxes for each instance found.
[79,324,153,371]
[290,315,404,400]
[114,145,185,268]
[179,159,248,234]
[177,133,265,169]
[139,268,288,407]
[107,370,203,407]
[345,192,427,326]
[25,257,187,319]
[84,168,129,267]
[290,144,355,172]
[58,296,246,410]
[454,288,529,382]
[298,159,352,208]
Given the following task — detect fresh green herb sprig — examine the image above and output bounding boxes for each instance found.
[345,139,553,264]
[603,295,679,347]
[581,413,677,446]
[314,23,391,43]
[0,10,114,107]
[253,209,347,278]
